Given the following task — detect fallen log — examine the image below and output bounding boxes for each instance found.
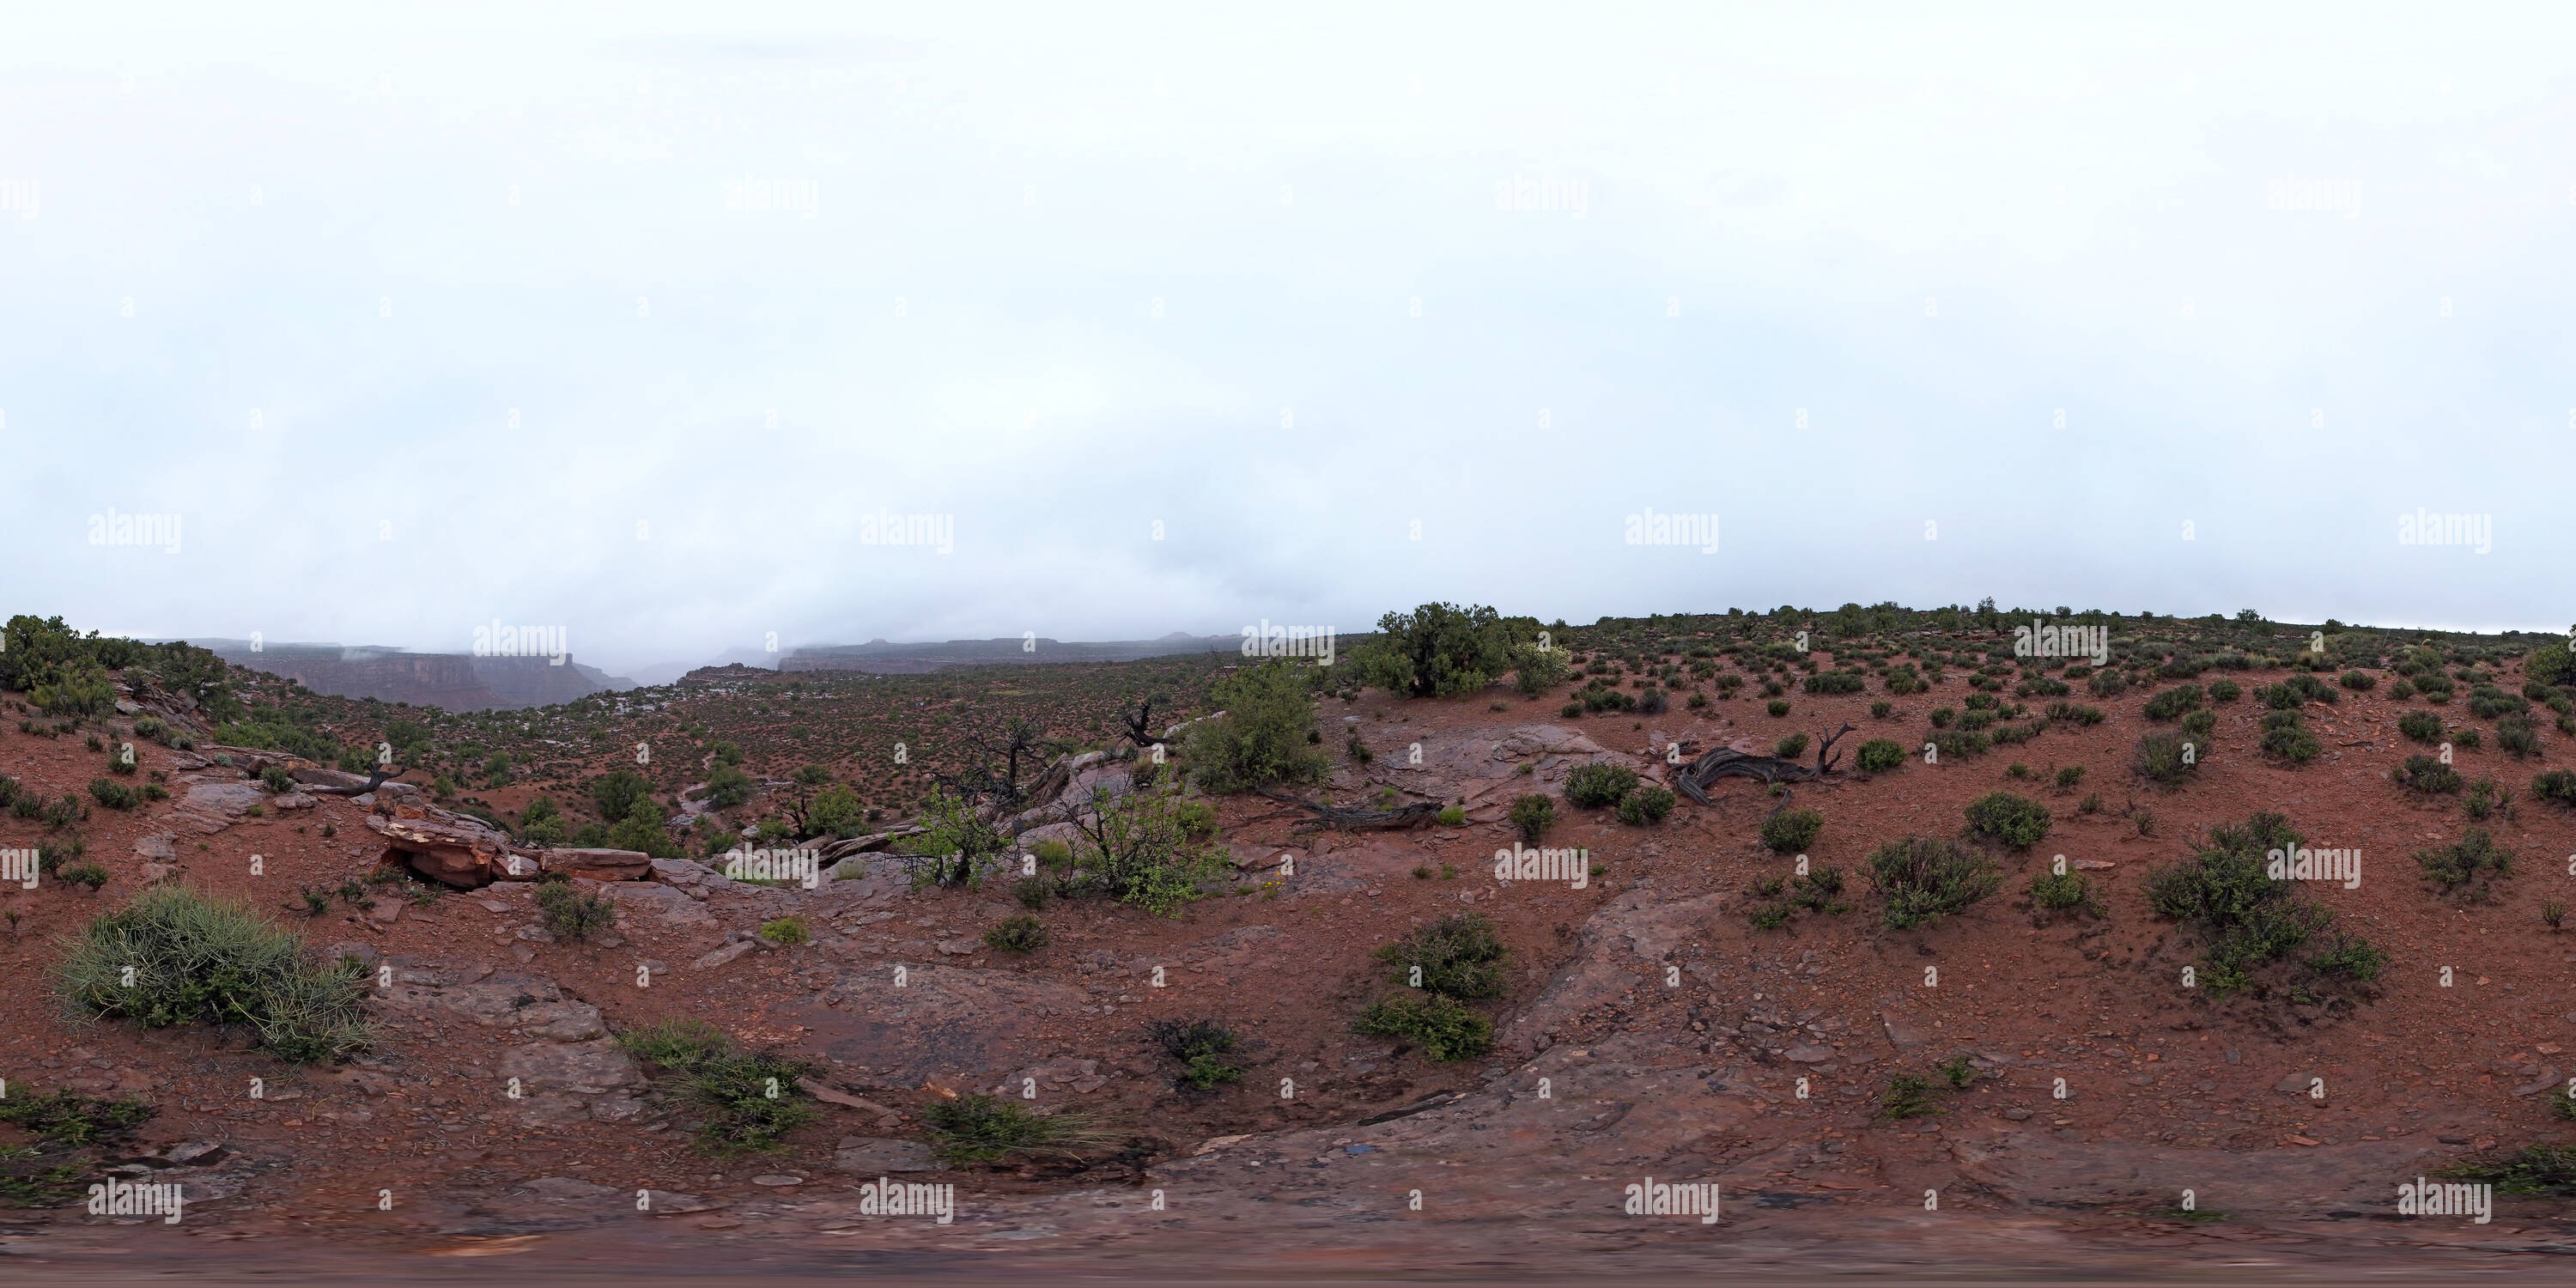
[1674,723,1859,805]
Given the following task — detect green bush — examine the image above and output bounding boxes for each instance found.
[587,769,653,825]
[1147,1018,1244,1091]
[85,778,138,810]
[1435,805,1467,826]
[1868,836,2002,930]
[2415,829,2512,896]
[1765,699,1791,718]
[1616,785,1676,825]
[705,763,755,810]
[2143,811,2350,996]
[2259,712,2320,764]
[1856,738,1906,773]
[1773,732,1809,760]
[2208,679,2241,702]
[923,1093,1107,1165]
[1564,762,1638,809]
[2027,868,2099,916]
[1375,913,1508,999]
[260,765,295,793]
[2143,686,2204,720]
[1187,661,1331,794]
[1963,792,2051,849]
[1065,786,1228,917]
[2397,754,2463,794]
[1804,670,1866,696]
[56,885,371,1062]
[2133,731,2199,786]
[1510,794,1555,843]
[616,1019,817,1156]
[983,913,1048,952]
[2498,715,2542,758]
[1929,728,1991,760]
[2340,670,2377,691]
[535,882,617,940]
[2044,702,2105,726]
[1352,603,1533,698]
[2398,710,2444,744]
[2535,769,2576,809]
[1512,643,1570,696]
[1760,808,1823,854]
[1353,992,1493,1061]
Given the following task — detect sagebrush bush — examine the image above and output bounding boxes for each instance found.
[983,912,1048,952]
[85,778,137,810]
[1773,732,1809,760]
[56,885,371,1062]
[1869,836,2002,930]
[2133,731,2198,786]
[1375,913,1509,999]
[2536,769,2576,809]
[1856,738,1906,773]
[2259,711,2320,764]
[2143,685,2204,721]
[1147,1018,1244,1090]
[1760,808,1824,854]
[1963,792,2051,849]
[2397,754,2463,794]
[1510,793,1556,843]
[1353,992,1493,1061]
[1616,785,1676,825]
[2415,829,2512,896]
[2143,811,2363,995]
[1564,762,1638,809]
[1186,661,1330,794]
[2398,710,2444,744]
[617,1018,819,1155]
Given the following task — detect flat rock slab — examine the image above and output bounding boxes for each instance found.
[173,781,264,833]
[1949,1130,2438,1216]
[799,966,1089,1086]
[1508,889,1726,1054]
[834,1137,937,1173]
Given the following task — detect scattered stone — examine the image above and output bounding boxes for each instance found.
[2275,1072,2320,1095]
[544,848,653,882]
[693,940,756,970]
[750,1175,804,1187]
[834,1137,938,1172]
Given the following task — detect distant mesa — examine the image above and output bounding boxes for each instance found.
[187,640,633,713]
[780,634,1236,675]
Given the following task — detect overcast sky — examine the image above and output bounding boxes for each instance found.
[4,3,2572,675]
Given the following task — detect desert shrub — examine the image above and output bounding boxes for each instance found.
[1929,728,1991,759]
[1066,786,1228,917]
[56,885,371,1062]
[2088,670,2129,698]
[2208,679,2241,702]
[85,779,137,811]
[1856,738,1906,773]
[2181,708,2217,741]
[2398,711,2443,744]
[1510,793,1555,843]
[2468,686,2530,720]
[2397,754,2463,794]
[604,799,681,859]
[1869,836,2002,930]
[1375,913,1508,999]
[2416,673,2455,702]
[1774,732,1809,760]
[1765,699,1791,718]
[1564,762,1638,809]
[2027,867,2099,916]
[2143,686,2204,720]
[2142,811,2348,996]
[2017,677,2070,699]
[2498,715,2541,757]
[1435,805,1466,826]
[1616,785,1676,825]
[1188,661,1330,794]
[983,913,1048,952]
[757,916,811,945]
[1353,992,1493,1061]
[1147,1018,1244,1091]
[2133,731,2199,786]
[704,763,756,810]
[2391,679,2416,700]
[1929,707,1955,728]
[2415,829,2512,896]
[1963,792,2050,849]
[1880,1073,1945,1120]
[1761,808,1823,854]
[1559,702,1583,718]
[2259,712,2320,764]
[535,882,617,940]
[259,765,294,793]
[2056,765,2087,789]
[2340,670,2377,691]
[2535,769,2576,809]
[1804,670,1866,696]
[2455,726,2482,749]
[2043,702,2105,726]
[2306,933,2385,980]
[586,770,653,825]
[617,1019,817,1155]
[1512,643,1569,696]
[923,1093,1107,1165]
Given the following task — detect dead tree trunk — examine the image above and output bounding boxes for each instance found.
[1255,788,1443,831]
[1672,723,1858,805]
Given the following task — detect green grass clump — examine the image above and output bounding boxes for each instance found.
[1963,792,2051,849]
[1564,762,1638,808]
[1880,1073,1945,1119]
[923,1093,1111,1165]
[56,885,371,1062]
[2442,1145,2576,1196]
[758,916,811,945]
[534,881,617,940]
[2259,711,2321,764]
[1761,808,1824,854]
[983,912,1048,952]
[616,1018,817,1155]
[1353,992,1494,1061]
[1147,1018,1244,1091]
[0,1090,155,1207]
[1375,913,1509,999]
[2133,731,2199,786]
[1869,836,2002,930]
